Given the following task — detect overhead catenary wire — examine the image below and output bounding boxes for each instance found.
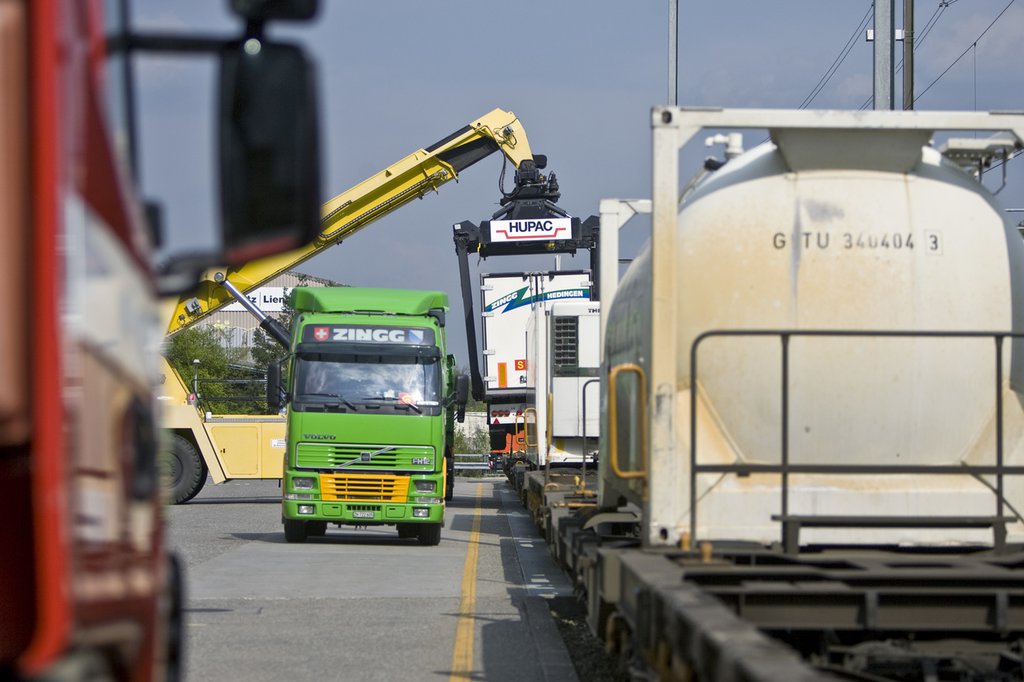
[914,1,951,52]
[858,0,953,110]
[896,1,954,78]
[915,0,1017,104]
[983,148,1024,176]
[859,0,1012,110]
[974,42,978,112]
[797,3,874,109]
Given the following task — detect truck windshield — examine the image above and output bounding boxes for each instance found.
[294,355,440,409]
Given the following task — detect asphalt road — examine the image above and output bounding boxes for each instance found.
[165,476,578,682]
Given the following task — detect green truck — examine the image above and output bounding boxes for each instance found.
[266,287,467,545]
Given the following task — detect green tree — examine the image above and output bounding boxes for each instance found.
[165,326,267,414]
[167,275,348,416]
[453,424,490,454]
[250,273,321,369]
[251,323,290,370]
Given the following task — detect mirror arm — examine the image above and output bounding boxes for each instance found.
[108,32,233,57]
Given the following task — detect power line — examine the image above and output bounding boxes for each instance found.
[798,3,874,109]
[982,148,1022,176]
[894,1,959,79]
[858,0,1014,110]
[859,0,953,110]
[915,0,1017,104]
[914,1,950,51]
[843,1,1019,172]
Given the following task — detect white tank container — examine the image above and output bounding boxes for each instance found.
[602,111,1024,547]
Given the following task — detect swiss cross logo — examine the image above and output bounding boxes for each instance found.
[313,327,329,341]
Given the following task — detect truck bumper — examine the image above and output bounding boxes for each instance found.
[281,499,444,524]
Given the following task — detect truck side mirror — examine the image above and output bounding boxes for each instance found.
[266,361,285,412]
[218,40,321,265]
[455,374,469,423]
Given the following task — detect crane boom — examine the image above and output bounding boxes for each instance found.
[164,108,534,335]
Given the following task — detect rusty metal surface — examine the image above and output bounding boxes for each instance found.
[660,544,1024,634]
[618,551,838,681]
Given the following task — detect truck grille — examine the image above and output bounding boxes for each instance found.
[347,504,381,513]
[319,472,407,502]
[296,443,435,471]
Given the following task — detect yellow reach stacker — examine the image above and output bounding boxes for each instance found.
[159,109,540,503]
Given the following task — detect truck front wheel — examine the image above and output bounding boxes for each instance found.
[165,552,184,682]
[417,523,442,546]
[284,519,308,543]
[162,433,207,504]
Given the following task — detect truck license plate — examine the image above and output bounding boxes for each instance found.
[352,510,374,519]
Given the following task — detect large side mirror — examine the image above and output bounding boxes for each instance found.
[455,374,469,423]
[219,40,321,265]
[266,361,284,412]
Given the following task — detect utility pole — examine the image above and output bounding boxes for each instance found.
[669,0,678,105]
[874,0,895,109]
[903,0,915,110]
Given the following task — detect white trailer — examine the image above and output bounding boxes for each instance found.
[480,270,592,395]
[525,299,601,466]
[479,270,595,462]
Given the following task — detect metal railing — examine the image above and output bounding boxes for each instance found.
[453,453,491,471]
[688,329,1024,549]
[580,378,600,480]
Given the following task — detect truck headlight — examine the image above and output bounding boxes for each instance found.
[297,505,315,515]
[293,477,315,490]
[413,480,435,493]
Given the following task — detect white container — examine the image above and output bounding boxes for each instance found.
[602,109,1024,547]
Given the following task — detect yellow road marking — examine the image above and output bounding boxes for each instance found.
[449,484,483,680]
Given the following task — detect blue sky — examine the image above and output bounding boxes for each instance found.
[135,1,1024,361]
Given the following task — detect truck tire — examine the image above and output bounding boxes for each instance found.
[307,521,327,537]
[165,552,184,682]
[284,519,307,543]
[162,434,207,504]
[397,523,417,539]
[417,523,442,546]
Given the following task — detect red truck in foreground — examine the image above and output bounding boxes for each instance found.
[0,1,321,678]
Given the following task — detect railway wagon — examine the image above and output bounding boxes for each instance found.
[571,109,1024,681]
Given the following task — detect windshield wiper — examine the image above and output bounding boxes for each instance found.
[297,392,357,411]
[362,395,424,413]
